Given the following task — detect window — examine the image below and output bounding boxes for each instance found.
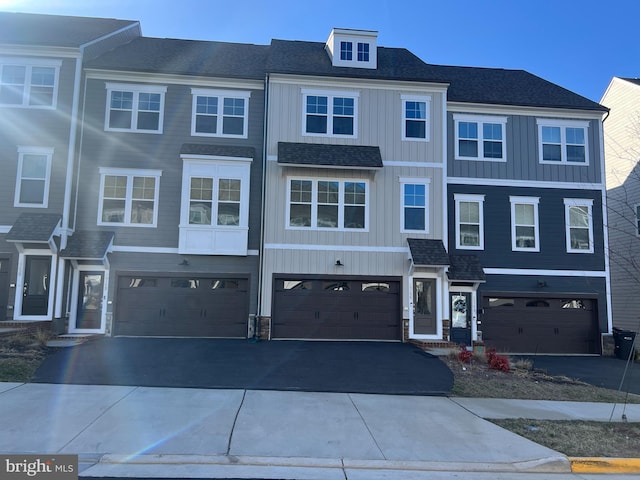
[454,114,507,161]
[287,178,367,230]
[340,41,352,60]
[455,194,485,249]
[537,119,589,164]
[191,88,250,138]
[98,168,162,227]
[510,196,540,251]
[14,147,53,207]
[357,42,369,62]
[189,177,241,226]
[564,199,594,253]
[402,95,431,141]
[302,90,358,137]
[0,59,60,108]
[105,83,166,133]
[400,179,430,232]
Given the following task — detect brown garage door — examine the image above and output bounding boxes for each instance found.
[272,277,401,340]
[115,275,248,337]
[481,296,599,354]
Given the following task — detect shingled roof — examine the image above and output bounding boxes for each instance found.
[278,142,383,169]
[60,231,114,260]
[407,239,450,267]
[86,37,269,80]
[447,255,486,282]
[6,213,61,243]
[0,12,138,48]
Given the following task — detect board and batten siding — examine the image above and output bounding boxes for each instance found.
[266,79,446,165]
[447,113,603,184]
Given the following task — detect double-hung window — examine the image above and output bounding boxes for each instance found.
[537,119,589,164]
[302,90,358,137]
[98,168,162,227]
[564,199,594,253]
[105,83,166,133]
[357,42,370,62]
[454,114,507,161]
[191,88,250,138]
[340,41,353,60]
[400,179,430,232]
[14,147,53,207]
[287,178,367,230]
[402,95,430,141]
[188,177,241,226]
[454,194,485,249]
[510,196,540,251]
[0,59,60,108]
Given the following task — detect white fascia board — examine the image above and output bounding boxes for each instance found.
[268,73,449,93]
[264,243,410,253]
[0,45,80,58]
[448,177,605,191]
[85,69,264,90]
[447,102,606,120]
[484,268,607,277]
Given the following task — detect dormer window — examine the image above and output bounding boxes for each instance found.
[326,28,378,69]
[357,43,369,62]
[340,42,353,61]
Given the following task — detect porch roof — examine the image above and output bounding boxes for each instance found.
[277,142,383,169]
[60,230,114,260]
[447,254,486,282]
[5,213,61,243]
[407,238,450,267]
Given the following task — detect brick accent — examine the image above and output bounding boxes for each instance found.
[0,321,52,337]
[257,316,271,340]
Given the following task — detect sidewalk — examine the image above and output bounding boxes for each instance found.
[0,382,638,479]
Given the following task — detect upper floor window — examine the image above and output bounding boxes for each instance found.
[510,196,540,252]
[537,119,589,164]
[402,95,431,141]
[288,178,367,230]
[14,147,53,208]
[105,83,166,133]
[400,179,430,232]
[302,90,358,137]
[191,88,250,138]
[98,168,162,227]
[0,59,60,108]
[454,114,507,161]
[357,42,370,62]
[454,193,485,250]
[564,199,594,253]
[340,42,352,60]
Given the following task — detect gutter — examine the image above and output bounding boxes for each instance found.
[255,72,269,340]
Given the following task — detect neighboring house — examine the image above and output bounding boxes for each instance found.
[602,77,640,336]
[445,69,610,354]
[71,37,268,336]
[0,13,140,330]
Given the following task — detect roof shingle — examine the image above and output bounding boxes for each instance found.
[447,255,486,282]
[60,230,114,260]
[6,213,61,243]
[407,239,450,266]
[278,142,383,169]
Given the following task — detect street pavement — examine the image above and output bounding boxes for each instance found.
[1,382,639,479]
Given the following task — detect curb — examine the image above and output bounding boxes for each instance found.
[570,457,640,474]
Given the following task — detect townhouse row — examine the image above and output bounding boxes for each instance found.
[0,13,611,354]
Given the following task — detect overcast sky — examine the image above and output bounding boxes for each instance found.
[1,0,638,102]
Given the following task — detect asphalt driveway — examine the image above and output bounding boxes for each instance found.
[33,338,453,396]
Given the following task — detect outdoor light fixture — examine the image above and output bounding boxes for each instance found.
[335,259,343,266]
[179,258,190,266]
[537,280,547,288]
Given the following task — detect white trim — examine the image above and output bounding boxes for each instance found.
[564,198,594,254]
[13,252,57,321]
[447,102,605,120]
[0,58,61,109]
[264,243,409,253]
[68,266,107,334]
[408,274,443,340]
[190,88,251,139]
[401,95,431,142]
[599,118,613,334]
[383,161,444,168]
[442,92,448,251]
[453,113,507,162]
[0,226,10,234]
[180,154,253,163]
[14,146,54,208]
[484,267,607,277]
[301,89,359,138]
[104,83,167,134]
[510,196,540,252]
[399,178,430,233]
[270,73,449,93]
[88,69,263,90]
[449,286,479,342]
[537,118,590,166]
[111,246,179,254]
[454,193,485,250]
[448,176,605,190]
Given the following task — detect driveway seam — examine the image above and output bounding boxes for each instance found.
[226,389,247,455]
[57,385,140,454]
[347,393,386,460]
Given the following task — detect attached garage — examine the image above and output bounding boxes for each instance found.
[272,276,401,340]
[115,275,249,337]
[481,295,599,354]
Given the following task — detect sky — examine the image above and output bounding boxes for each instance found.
[0,0,638,103]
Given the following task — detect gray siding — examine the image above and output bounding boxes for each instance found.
[447,113,602,184]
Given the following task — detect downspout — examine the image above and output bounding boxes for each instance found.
[255,72,269,339]
[600,110,613,340]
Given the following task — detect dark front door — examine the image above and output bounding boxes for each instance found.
[0,257,9,321]
[450,292,472,345]
[413,279,436,335]
[22,256,51,316]
[76,272,104,330]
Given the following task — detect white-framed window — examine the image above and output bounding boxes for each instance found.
[105,83,166,133]
[357,42,370,62]
[0,58,60,108]
[455,193,485,250]
[340,41,353,60]
[402,95,431,141]
[98,167,162,227]
[400,178,430,232]
[191,88,250,138]
[14,147,53,208]
[537,119,589,164]
[287,177,368,230]
[564,198,594,253]
[454,114,507,161]
[302,89,359,137]
[510,196,540,252]
[188,177,242,226]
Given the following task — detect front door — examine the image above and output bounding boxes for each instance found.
[413,278,436,335]
[21,256,51,316]
[450,292,472,345]
[72,271,104,331]
[0,257,9,321]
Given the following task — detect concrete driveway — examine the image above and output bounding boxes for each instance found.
[33,338,453,395]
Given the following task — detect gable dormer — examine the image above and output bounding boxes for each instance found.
[325,28,378,69]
